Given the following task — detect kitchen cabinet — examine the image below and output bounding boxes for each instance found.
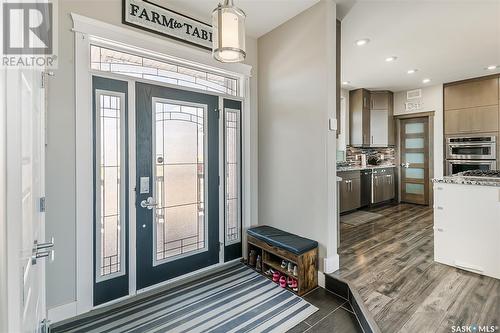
[350,89,394,147]
[370,91,394,146]
[370,91,390,110]
[444,105,499,134]
[349,89,370,146]
[434,182,500,280]
[339,171,361,213]
[372,168,395,204]
[444,77,499,110]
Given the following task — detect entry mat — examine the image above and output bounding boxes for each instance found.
[50,263,318,333]
[340,210,384,226]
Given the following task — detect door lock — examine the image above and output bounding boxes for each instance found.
[140,197,157,210]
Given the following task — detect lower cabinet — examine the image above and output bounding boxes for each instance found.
[372,168,395,204]
[339,171,361,213]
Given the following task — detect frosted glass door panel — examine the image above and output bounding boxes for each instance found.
[405,168,425,179]
[405,123,424,134]
[405,138,424,149]
[153,100,207,263]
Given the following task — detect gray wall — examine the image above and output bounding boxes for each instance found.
[46,0,258,309]
[258,0,337,268]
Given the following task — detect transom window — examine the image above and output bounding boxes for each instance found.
[90,45,239,96]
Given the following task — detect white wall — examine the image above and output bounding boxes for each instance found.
[258,0,338,277]
[46,0,258,311]
[0,69,7,333]
[394,84,444,178]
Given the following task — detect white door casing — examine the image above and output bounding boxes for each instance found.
[5,65,47,332]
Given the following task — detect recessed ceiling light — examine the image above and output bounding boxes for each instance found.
[486,65,498,70]
[355,38,370,46]
[342,81,350,85]
[385,56,397,62]
[422,78,431,84]
[407,69,418,74]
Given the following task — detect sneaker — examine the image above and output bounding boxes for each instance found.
[272,271,280,282]
[265,269,273,276]
[279,276,287,288]
[291,279,298,292]
[287,262,293,273]
[281,260,287,269]
[287,277,294,288]
[293,266,298,276]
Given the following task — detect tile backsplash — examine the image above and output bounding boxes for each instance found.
[343,146,396,167]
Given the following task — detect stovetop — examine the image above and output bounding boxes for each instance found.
[459,170,500,178]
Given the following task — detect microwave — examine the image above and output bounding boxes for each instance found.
[446,136,496,160]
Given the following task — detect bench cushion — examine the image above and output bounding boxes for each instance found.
[247,226,318,255]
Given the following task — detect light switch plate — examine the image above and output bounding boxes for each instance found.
[329,118,337,131]
[140,177,150,194]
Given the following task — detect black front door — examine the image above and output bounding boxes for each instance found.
[135,82,220,290]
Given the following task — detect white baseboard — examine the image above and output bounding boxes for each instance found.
[318,272,325,288]
[323,254,340,274]
[48,302,77,324]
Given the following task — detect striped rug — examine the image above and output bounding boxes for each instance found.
[51,263,318,333]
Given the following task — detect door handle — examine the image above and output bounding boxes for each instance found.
[140,197,157,210]
[32,238,55,265]
[400,162,410,168]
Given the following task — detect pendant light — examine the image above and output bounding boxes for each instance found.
[212,0,246,63]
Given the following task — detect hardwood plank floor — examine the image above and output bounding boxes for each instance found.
[330,203,500,333]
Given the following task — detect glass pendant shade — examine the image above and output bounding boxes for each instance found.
[212,0,246,63]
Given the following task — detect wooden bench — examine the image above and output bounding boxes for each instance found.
[246,226,318,296]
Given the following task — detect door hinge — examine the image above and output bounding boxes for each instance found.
[39,197,46,212]
[41,71,55,89]
[40,318,50,333]
[215,108,220,119]
[219,241,223,252]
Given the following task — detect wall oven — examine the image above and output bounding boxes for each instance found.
[447,160,497,175]
[446,136,496,160]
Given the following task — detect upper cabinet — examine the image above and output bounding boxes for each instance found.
[444,76,500,135]
[370,91,394,146]
[349,89,371,146]
[350,89,394,147]
[444,77,499,110]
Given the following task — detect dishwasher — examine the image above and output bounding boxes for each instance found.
[360,169,372,207]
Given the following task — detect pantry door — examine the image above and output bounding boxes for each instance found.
[400,117,430,205]
[135,82,220,290]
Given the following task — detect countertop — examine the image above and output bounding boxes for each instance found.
[337,164,396,172]
[433,175,500,187]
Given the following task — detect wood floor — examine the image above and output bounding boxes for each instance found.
[331,203,500,333]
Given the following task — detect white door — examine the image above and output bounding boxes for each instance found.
[5,65,48,332]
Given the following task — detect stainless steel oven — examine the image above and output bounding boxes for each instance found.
[447,160,497,175]
[446,136,496,160]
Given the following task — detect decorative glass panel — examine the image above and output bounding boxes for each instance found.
[405,138,424,149]
[406,168,424,179]
[91,45,239,96]
[96,92,125,281]
[225,108,241,245]
[406,183,424,195]
[406,152,424,164]
[405,122,424,134]
[154,100,207,262]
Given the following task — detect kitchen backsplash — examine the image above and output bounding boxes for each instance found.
[343,146,396,166]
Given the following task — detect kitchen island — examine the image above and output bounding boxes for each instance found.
[433,170,500,280]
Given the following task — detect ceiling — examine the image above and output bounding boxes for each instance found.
[156,0,320,38]
[341,1,500,92]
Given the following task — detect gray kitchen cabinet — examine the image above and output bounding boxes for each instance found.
[339,171,361,213]
[369,91,394,147]
[350,89,394,147]
[372,168,395,204]
[370,91,390,110]
[349,89,371,146]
